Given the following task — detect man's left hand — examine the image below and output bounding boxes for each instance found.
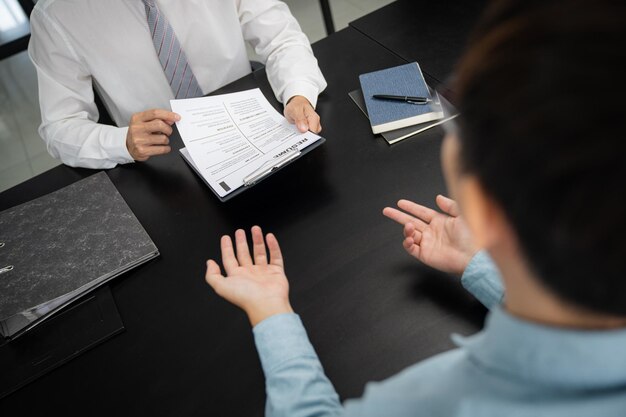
[205,226,293,327]
[284,95,322,134]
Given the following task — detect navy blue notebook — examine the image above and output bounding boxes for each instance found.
[359,62,444,134]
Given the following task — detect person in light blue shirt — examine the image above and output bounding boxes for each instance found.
[203,0,626,415]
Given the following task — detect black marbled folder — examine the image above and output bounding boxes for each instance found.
[0,172,159,339]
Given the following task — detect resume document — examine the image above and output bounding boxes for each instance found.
[171,88,323,199]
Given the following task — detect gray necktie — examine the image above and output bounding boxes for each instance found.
[142,0,203,99]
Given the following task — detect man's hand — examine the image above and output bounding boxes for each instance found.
[126,109,181,161]
[383,195,479,276]
[205,226,293,327]
[284,95,322,134]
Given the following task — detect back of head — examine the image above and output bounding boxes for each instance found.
[453,0,626,315]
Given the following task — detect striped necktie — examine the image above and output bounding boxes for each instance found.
[142,0,203,99]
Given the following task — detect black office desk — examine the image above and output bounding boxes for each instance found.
[0,27,484,416]
[350,0,487,84]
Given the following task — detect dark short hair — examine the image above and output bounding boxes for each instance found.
[454,0,626,315]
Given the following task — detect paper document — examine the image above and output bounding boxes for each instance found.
[171,88,323,199]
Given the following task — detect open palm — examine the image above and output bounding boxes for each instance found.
[383,195,478,276]
[205,226,293,326]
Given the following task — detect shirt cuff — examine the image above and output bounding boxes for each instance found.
[253,313,317,374]
[101,126,134,164]
[282,81,320,109]
[461,250,505,309]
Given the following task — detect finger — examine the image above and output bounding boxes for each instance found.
[136,109,181,123]
[137,145,171,157]
[266,233,284,268]
[251,226,268,265]
[144,120,174,136]
[382,207,428,231]
[382,207,410,224]
[286,104,309,133]
[403,237,421,259]
[220,235,239,274]
[152,134,170,145]
[206,259,222,276]
[412,230,423,245]
[205,260,225,293]
[436,194,461,217]
[235,229,253,266]
[397,199,438,223]
[404,221,415,236]
[283,103,297,123]
[137,134,169,146]
[295,117,309,133]
[304,108,322,134]
[404,222,423,245]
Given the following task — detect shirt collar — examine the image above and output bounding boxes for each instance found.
[453,307,626,390]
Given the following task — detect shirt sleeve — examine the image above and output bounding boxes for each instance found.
[460,250,505,309]
[254,313,343,417]
[252,314,466,417]
[28,8,134,169]
[236,0,327,108]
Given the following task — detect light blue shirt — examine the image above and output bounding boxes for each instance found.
[253,251,626,416]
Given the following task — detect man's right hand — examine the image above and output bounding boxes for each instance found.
[126,109,181,161]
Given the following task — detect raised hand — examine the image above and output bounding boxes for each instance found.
[205,226,293,326]
[383,195,478,276]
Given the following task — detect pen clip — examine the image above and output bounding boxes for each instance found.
[407,100,430,105]
[406,98,431,105]
[243,150,301,187]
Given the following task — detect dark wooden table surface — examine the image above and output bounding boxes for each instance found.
[351,0,487,84]
[0,22,486,417]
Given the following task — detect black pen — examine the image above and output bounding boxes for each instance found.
[373,94,431,104]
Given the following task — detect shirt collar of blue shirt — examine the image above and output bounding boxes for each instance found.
[453,307,626,390]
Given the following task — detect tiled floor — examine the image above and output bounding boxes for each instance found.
[0,50,58,192]
[0,0,395,193]
[287,0,396,43]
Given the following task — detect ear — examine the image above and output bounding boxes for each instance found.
[458,176,510,250]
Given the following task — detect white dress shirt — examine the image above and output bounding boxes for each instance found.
[28,0,327,169]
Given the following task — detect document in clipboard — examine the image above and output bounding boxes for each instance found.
[172,88,325,201]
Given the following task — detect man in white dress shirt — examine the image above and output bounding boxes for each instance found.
[28,0,328,169]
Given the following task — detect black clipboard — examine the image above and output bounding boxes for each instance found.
[179,137,325,202]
